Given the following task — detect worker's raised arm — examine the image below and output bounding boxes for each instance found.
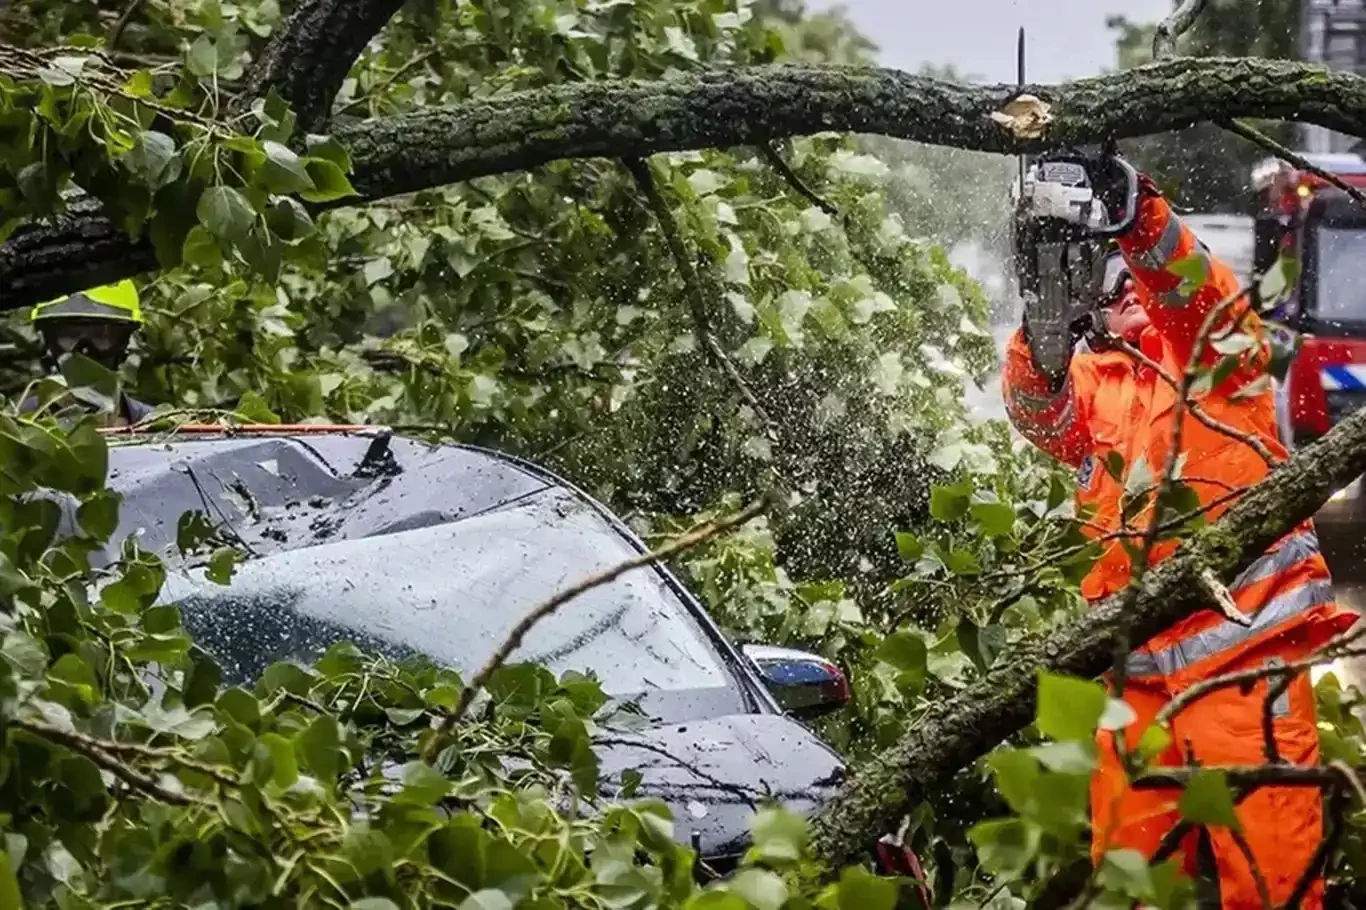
[1002,328,1094,468]
[1115,180,1257,367]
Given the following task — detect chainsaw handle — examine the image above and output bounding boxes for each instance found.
[1091,156,1140,237]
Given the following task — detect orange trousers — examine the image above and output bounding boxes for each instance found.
[1092,666,1326,908]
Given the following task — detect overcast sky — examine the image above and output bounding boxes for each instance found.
[803,0,1173,83]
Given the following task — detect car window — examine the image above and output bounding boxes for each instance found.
[1314,227,1366,323]
[161,487,735,698]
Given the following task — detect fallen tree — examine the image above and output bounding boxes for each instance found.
[8,0,1366,894]
[8,53,1366,307]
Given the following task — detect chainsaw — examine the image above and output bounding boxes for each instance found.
[1011,28,1140,386]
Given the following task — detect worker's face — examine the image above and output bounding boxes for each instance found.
[1103,279,1149,341]
[39,319,134,372]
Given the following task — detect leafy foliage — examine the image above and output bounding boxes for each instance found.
[1,0,1362,907]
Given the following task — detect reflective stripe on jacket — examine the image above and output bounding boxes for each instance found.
[1003,184,1359,684]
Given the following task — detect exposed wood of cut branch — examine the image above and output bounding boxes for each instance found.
[808,396,1366,870]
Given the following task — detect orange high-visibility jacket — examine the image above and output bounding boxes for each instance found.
[1002,185,1358,688]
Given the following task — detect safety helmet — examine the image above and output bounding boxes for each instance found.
[31,280,143,325]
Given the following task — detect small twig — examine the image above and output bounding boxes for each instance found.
[15,717,198,806]
[1229,827,1273,910]
[338,51,438,116]
[1198,566,1250,627]
[1154,629,1366,727]
[626,156,783,447]
[107,0,147,51]
[592,736,759,808]
[424,495,773,757]
[1133,764,1339,790]
[1285,784,1347,910]
[1329,759,1366,807]
[1112,336,1279,468]
[1152,0,1211,58]
[759,143,840,218]
[1222,118,1366,211]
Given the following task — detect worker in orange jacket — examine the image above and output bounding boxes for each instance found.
[1003,151,1359,907]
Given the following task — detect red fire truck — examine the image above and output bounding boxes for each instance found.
[1252,152,1366,459]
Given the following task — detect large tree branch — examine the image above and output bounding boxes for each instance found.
[235,0,407,132]
[807,400,1366,870]
[9,56,1366,308]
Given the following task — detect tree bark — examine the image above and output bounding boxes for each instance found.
[807,401,1366,870]
[235,0,408,133]
[6,56,1366,308]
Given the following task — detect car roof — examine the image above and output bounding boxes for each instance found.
[102,428,567,567]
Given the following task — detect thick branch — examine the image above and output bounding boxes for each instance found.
[808,398,1366,870]
[235,0,407,132]
[1153,0,1210,59]
[11,56,1366,307]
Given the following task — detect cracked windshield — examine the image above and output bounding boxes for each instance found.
[6,0,1366,906]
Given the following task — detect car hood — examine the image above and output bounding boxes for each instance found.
[593,712,845,859]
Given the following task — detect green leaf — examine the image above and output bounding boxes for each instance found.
[296,714,343,782]
[968,817,1040,879]
[834,865,898,910]
[929,484,970,522]
[727,868,787,910]
[1036,673,1108,741]
[1178,770,1241,830]
[182,652,221,708]
[894,532,923,561]
[125,131,180,190]
[745,806,807,867]
[76,490,121,541]
[1102,451,1126,482]
[60,353,119,402]
[298,159,356,203]
[876,631,927,676]
[260,140,315,194]
[1098,848,1154,898]
[971,501,1016,537]
[1028,740,1097,775]
[944,548,981,576]
[349,901,402,910]
[1137,724,1173,762]
[958,620,1006,674]
[457,891,514,910]
[182,226,222,269]
[1167,253,1209,294]
[1258,255,1300,305]
[0,847,21,910]
[234,390,279,424]
[305,133,352,171]
[48,653,99,706]
[206,546,237,585]
[186,34,220,77]
[197,185,255,242]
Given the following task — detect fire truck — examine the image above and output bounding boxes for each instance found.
[1251,151,1366,458]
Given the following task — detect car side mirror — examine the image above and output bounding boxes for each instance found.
[741,644,850,720]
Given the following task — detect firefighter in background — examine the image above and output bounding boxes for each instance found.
[23,280,154,427]
[1003,151,1358,907]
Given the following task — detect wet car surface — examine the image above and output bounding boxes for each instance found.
[97,429,848,866]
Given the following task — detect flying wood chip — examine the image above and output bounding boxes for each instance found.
[990,93,1054,139]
